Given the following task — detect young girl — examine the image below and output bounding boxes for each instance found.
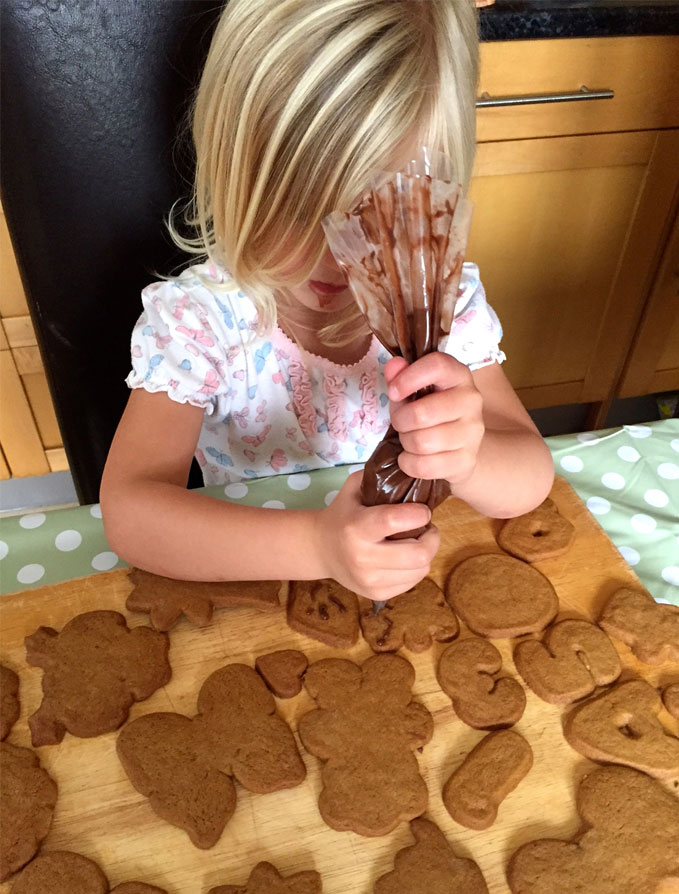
[101,0,554,603]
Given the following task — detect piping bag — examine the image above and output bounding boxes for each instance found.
[323,147,473,612]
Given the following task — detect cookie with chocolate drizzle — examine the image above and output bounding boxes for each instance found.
[287,580,360,648]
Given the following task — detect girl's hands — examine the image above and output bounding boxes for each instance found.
[316,472,440,602]
[386,354,485,486]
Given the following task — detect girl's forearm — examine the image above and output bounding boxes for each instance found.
[102,481,328,582]
[450,428,555,519]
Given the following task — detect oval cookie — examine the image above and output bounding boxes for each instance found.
[445,555,558,638]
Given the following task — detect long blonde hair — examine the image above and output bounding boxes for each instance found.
[169,0,479,345]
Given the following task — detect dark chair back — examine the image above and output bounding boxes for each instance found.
[1,0,225,502]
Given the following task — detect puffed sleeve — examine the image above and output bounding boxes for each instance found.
[441,263,506,371]
[126,278,230,415]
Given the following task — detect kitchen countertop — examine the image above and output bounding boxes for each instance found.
[480,1,679,40]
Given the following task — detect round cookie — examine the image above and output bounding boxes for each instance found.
[497,498,575,562]
[1,743,58,882]
[445,554,558,638]
[10,851,107,894]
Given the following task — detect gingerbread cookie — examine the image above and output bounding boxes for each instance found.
[298,654,433,836]
[373,817,489,893]
[287,579,359,648]
[25,611,171,746]
[497,498,575,562]
[563,678,679,779]
[599,587,679,664]
[513,619,621,705]
[9,851,167,894]
[208,861,322,894]
[437,637,526,729]
[127,568,281,631]
[442,730,533,830]
[663,683,679,719]
[445,555,558,638]
[255,650,308,698]
[1,664,20,740]
[359,578,459,653]
[117,663,306,848]
[508,765,679,894]
[1,743,58,882]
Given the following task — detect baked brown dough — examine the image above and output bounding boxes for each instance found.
[599,587,679,664]
[497,498,575,562]
[9,850,167,894]
[360,578,458,653]
[446,554,558,638]
[287,579,359,648]
[127,568,281,631]
[255,649,308,698]
[208,861,321,893]
[508,765,679,894]
[0,743,57,882]
[25,610,171,746]
[1,664,20,740]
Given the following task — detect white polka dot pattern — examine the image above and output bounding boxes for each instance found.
[601,472,625,490]
[560,455,583,473]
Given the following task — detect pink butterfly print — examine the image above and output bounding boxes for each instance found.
[198,369,219,395]
[226,346,240,367]
[243,448,256,462]
[285,401,293,412]
[185,343,200,357]
[233,369,246,381]
[450,308,477,335]
[299,440,313,453]
[196,448,207,466]
[285,427,297,442]
[271,371,284,385]
[204,354,226,378]
[132,344,142,358]
[269,448,287,473]
[176,325,215,347]
[155,333,172,350]
[326,442,340,461]
[232,407,250,428]
[242,424,271,447]
[168,378,179,390]
[349,409,363,428]
[274,348,287,361]
[172,294,190,320]
[256,401,267,423]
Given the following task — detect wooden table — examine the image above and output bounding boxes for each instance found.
[1,477,678,894]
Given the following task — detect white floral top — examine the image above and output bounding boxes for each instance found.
[126,260,505,485]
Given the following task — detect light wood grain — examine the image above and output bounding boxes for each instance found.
[477,37,679,143]
[0,350,49,478]
[0,478,677,894]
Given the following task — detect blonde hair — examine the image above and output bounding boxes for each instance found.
[169,0,479,345]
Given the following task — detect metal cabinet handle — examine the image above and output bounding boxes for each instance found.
[476,85,615,108]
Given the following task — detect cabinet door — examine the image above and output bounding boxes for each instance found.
[467,129,679,408]
[617,214,679,398]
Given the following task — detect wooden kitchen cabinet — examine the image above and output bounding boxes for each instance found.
[469,36,679,419]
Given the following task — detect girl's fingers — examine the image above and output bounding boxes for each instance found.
[371,526,440,571]
[358,502,432,543]
[387,352,469,402]
[391,388,481,434]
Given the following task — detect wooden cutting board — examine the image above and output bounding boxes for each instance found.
[1,476,678,894]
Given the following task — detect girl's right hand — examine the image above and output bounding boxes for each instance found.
[315,471,440,602]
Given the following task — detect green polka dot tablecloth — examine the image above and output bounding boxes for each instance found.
[1,421,677,604]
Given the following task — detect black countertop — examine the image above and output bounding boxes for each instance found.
[479,1,679,40]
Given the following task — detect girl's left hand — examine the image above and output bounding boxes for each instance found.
[386,354,485,486]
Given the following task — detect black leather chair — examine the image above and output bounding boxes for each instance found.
[1,0,226,503]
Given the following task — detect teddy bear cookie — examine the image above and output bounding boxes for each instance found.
[117,663,306,848]
[442,730,533,830]
[1,664,20,740]
[9,850,167,894]
[208,861,322,893]
[497,498,575,562]
[287,579,360,648]
[373,818,489,893]
[508,765,679,893]
[255,650,308,698]
[563,678,679,779]
[599,587,679,664]
[127,568,282,631]
[1,743,58,882]
[298,654,433,836]
[24,611,171,747]
[360,578,459,653]
[513,619,621,705]
[446,555,558,638]
[437,637,526,729]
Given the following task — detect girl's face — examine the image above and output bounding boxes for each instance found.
[286,246,352,315]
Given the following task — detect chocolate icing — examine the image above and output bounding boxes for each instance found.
[323,150,472,539]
